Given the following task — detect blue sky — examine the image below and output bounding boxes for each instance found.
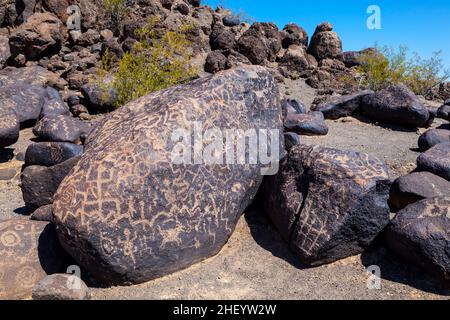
[204,0,450,70]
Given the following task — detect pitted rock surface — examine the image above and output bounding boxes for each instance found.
[260,145,390,266]
[0,220,67,300]
[386,197,450,281]
[418,129,450,151]
[53,66,283,285]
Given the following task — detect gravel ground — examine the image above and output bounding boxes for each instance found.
[1,80,449,300]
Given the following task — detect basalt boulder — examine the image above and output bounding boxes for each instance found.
[312,90,373,120]
[418,129,450,151]
[417,142,450,181]
[280,23,308,49]
[284,111,328,136]
[386,197,450,281]
[21,156,81,209]
[307,22,342,61]
[361,84,430,128]
[0,81,47,124]
[437,105,450,120]
[9,12,64,60]
[260,145,390,266]
[0,109,19,148]
[0,35,10,67]
[389,172,450,211]
[0,220,68,300]
[32,115,90,143]
[52,66,283,285]
[25,142,84,167]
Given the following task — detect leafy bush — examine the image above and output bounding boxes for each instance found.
[357,45,450,95]
[103,0,128,32]
[98,16,197,107]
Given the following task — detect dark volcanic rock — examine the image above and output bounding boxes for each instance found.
[32,274,91,300]
[204,50,227,74]
[0,81,47,124]
[281,23,308,49]
[30,204,54,222]
[437,105,450,120]
[52,66,283,285]
[278,45,310,79]
[417,142,450,181]
[25,142,84,167]
[33,115,89,143]
[286,99,307,115]
[210,27,236,51]
[0,220,67,300]
[284,132,300,151]
[21,156,80,209]
[81,83,117,111]
[284,112,328,136]
[9,12,64,60]
[237,22,281,64]
[0,35,10,68]
[418,129,450,151]
[307,22,342,61]
[386,197,450,281]
[389,172,450,211]
[260,145,390,266]
[0,109,19,148]
[39,99,71,119]
[361,84,430,128]
[223,15,240,27]
[313,90,373,120]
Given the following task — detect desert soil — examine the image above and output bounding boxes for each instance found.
[1,79,449,300]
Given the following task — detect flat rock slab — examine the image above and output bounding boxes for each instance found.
[260,145,391,266]
[417,142,450,181]
[0,220,67,300]
[386,197,450,281]
[53,66,283,285]
[389,172,450,211]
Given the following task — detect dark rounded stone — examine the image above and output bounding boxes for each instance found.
[389,172,450,211]
[25,142,84,167]
[284,132,300,151]
[223,15,240,27]
[386,197,450,281]
[286,99,307,115]
[210,28,236,51]
[204,50,227,74]
[0,110,20,148]
[30,204,54,222]
[361,84,430,128]
[281,23,308,49]
[21,156,81,209]
[437,104,450,120]
[284,111,328,136]
[417,142,450,180]
[33,115,91,143]
[418,129,450,151]
[67,95,81,108]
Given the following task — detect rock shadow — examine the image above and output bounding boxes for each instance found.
[0,148,14,163]
[353,114,419,133]
[360,243,450,296]
[244,204,309,270]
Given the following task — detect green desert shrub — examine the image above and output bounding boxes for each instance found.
[357,45,450,95]
[98,16,198,107]
[103,0,128,32]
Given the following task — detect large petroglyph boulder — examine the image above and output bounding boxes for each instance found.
[260,145,391,266]
[53,66,283,285]
[0,220,68,300]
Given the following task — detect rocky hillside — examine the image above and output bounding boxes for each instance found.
[0,0,450,300]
